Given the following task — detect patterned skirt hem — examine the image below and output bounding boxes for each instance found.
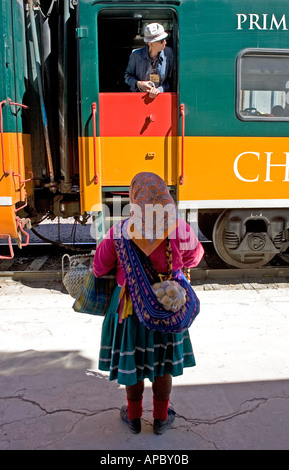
[98,286,196,386]
[98,354,195,386]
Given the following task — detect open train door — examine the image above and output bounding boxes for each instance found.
[77,2,179,212]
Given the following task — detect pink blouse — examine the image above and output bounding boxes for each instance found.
[93,217,204,286]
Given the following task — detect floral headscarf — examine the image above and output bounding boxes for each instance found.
[126,172,178,255]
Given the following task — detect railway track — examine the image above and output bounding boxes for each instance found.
[1,241,289,286]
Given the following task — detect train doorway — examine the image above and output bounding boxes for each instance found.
[96,8,179,187]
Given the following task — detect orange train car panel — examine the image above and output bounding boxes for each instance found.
[178,136,289,207]
[0,133,32,248]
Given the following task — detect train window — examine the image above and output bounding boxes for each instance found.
[236,49,289,120]
[97,9,177,92]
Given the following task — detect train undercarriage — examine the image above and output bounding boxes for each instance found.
[204,208,289,268]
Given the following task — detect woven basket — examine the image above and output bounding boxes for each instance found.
[62,253,94,298]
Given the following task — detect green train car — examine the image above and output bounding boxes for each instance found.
[1,0,289,268]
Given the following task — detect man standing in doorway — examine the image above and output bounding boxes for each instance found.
[124,23,173,99]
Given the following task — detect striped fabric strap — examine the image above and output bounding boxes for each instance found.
[158,239,173,282]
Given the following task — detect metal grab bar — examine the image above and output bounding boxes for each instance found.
[92,102,98,184]
[0,217,30,258]
[8,98,29,110]
[8,100,31,186]
[0,100,9,175]
[14,192,28,213]
[179,103,185,185]
[1,98,29,176]
[12,169,33,184]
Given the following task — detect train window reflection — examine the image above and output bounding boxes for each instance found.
[237,50,289,120]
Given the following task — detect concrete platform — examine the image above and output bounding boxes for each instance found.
[0,277,289,450]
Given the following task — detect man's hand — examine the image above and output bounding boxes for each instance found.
[137,81,154,92]
[148,87,160,98]
[137,81,160,99]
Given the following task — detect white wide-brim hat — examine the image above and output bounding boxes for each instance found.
[144,23,168,43]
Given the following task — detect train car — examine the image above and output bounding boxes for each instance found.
[1,0,289,268]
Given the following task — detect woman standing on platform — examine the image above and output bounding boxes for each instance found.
[93,172,204,434]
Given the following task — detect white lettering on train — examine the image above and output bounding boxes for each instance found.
[234,152,289,182]
[237,13,288,31]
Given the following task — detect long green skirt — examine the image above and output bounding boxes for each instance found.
[98,286,196,386]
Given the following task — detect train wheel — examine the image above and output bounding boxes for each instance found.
[212,210,275,269]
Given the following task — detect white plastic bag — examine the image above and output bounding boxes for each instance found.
[151,280,187,312]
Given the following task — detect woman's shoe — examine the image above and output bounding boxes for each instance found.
[120,405,141,434]
[153,408,176,435]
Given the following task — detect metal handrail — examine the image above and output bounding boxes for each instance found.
[179,103,185,185]
[0,100,9,175]
[92,102,99,184]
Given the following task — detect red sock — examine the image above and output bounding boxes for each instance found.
[127,398,143,420]
[153,397,170,421]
